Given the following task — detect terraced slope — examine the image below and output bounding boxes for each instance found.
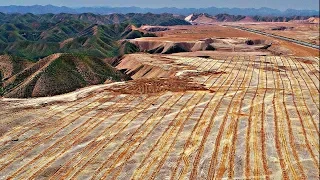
[0,55,319,179]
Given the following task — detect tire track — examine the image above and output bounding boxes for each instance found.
[207,56,248,179]
[0,92,105,147]
[260,56,270,179]
[0,93,117,174]
[251,56,266,179]
[201,58,220,72]
[4,94,134,179]
[99,93,185,180]
[302,58,319,80]
[290,57,319,134]
[165,93,213,180]
[270,56,290,179]
[197,58,212,71]
[129,92,196,180]
[46,95,153,179]
[141,55,231,179]
[192,57,208,69]
[278,56,308,179]
[169,57,231,179]
[90,93,176,179]
[189,56,240,179]
[281,57,319,150]
[131,92,203,179]
[227,56,255,179]
[27,95,146,179]
[272,56,300,179]
[65,94,165,179]
[148,92,207,180]
[0,92,105,148]
[280,57,319,168]
[291,57,319,109]
[200,56,251,179]
[244,57,262,179]
[201,57,228,86]
[218,56,253,179]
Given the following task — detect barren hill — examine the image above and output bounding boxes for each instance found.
[239,16,257,22]
[307,17,320,23]
[185,13,218,25]
[0,55,34,81]
[184,13,318,24]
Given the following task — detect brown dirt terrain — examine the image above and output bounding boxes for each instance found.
[0,55,34,81]
[239,22,320,45]
[128,37,270,55]
[0,53,319,179]
[115,53,179,79]
[108,77,208,94]
[140,24,319,56]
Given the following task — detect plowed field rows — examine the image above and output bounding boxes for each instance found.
[0,55,319,179]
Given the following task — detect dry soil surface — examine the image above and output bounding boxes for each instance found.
[0,54,319,179]
[141,24,319,57]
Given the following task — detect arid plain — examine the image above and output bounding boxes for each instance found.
[0,22,319,179]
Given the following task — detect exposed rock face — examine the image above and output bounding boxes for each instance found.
[185,13,218,25]
[115,54,178,79]
[307,17,320,23]
[141,26,169,32]
[127,38,217,54]
[126,37,271,54]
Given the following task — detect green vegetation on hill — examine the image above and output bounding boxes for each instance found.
[0,12,190,97]
[0,22,128,60]
[0,73,3,95]
[122,41,140,54]
[1,53,130,98]
[124,30,157,39]
[0,13,189,60]
[125,30,144,39]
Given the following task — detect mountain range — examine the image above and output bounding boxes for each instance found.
[0,5,318,16]
[0,13,189,60]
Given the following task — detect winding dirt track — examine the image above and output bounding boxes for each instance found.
[0,55,319,179]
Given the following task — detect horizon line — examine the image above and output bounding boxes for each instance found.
[0,4,318,12]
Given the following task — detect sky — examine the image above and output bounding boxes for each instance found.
[0,0,319,10]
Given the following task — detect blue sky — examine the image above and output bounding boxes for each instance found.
[0,0,319,10]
